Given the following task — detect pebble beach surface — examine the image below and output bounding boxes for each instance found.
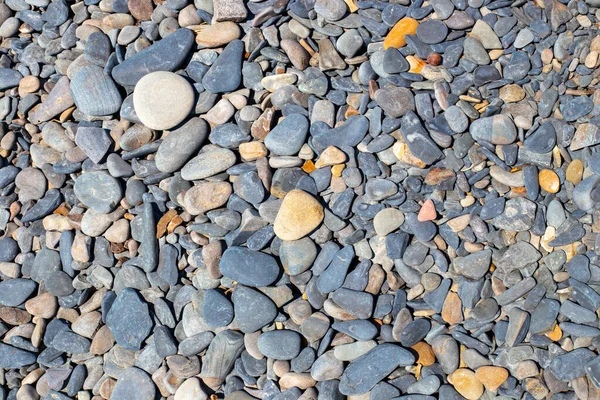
[1,0,600,399]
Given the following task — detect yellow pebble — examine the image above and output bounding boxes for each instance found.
[565,159,583,184]
[383,17,419,49]
[538,169,560,193]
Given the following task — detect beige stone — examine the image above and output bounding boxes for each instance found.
[274,190,324,240]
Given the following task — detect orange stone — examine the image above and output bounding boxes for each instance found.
[301,160,316,173]
[331,164,345,177]
[475,366,509,391]
[412,342,436,366]
[384,18,419,49]
[448,369,484,400]
[566,159,583,184]
[406,55,426,73]
[418,199,436,222]
[538,169,560,193]
[442,292,463,325]
[545,324,562,341]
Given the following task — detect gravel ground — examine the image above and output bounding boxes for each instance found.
[0,0,600,399]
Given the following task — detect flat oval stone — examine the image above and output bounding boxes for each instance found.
[549,348,596,381]
[332,320,378,340]
[133,71,195,130]
[106,288,153,351]
[469,114,517,145]
[112,367,155,400]
[181,148,237,181]
[264,114,309,156]
[524,122,556,154]
[202,289,234,328]
[74,171,123,214]
[561,96,594,122]
[416,20,448,44]
[400,318,431,347]
[112,28,195,86]
[155,118,208,173]
[71,65,122,116]
[454,249,491,280]
[280,237,318,276]
[220,246,280,287]
[0,343,36,369]
[257,330,302,360]
[0,278,37,306]
[0,68,22,90]
[232,285,277,333]
[202,39,244,93]
[339,343,415,395]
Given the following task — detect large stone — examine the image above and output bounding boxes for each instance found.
[274,189,324,240]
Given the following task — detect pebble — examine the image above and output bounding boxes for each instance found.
[0,1,598,399]
[133,71,194,130]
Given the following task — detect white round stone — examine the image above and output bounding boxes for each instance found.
[133,71,194,130]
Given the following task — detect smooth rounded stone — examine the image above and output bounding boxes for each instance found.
[0,278,36,306]
[0,342,36,368]
[106,288,153,351]
[280,237,317,276]
[220,246,280,287]
[264,114,308,156]
[504,51,530,81]
[334,340,377,361]
[314,0,346,21]
[196,21,241,48]
[0,237,18,262]
[539,87,558,118]
[233,285,276,333]
[181,147,236,180]
[514,28,534,49]
[332,320,378,340]
[448,369,483,400]
[524,122,556,154]
[45,271,74,297]
[470,20,502,49]
[15,167,46,202]
[454,249,491,279]
[431,335,459,374]
[311,351,344,381]
[365,179,398,201]
[469,114,516,145]
[374,86,415,118]
[416,20,448,44]
[382,48,409,74]
[0,68,22,90]
[549,348,596,382]
[407,375,441,395]
[274,189,324,241]
[562,96,594,122]
[472,66,501,87]
[133,71,194,130]
[73,171,123,214]
[112,367,155,400]
[75,126,112,164]
[339,343,415,395]
[489,165,524,187]
[202,289,233,328]
[155,118,208,173]
[71,65,122,116]
[112,28,195,86]
[257,330,301,360]
[210,123,249,149]
[400,318,431,347]
[202,39,244,93]
[317,245,354,294]
[373,208,404,236]
[463,37,490,65]
[336,29,363,58]
[493,197,536,232]
[444,105,468,133]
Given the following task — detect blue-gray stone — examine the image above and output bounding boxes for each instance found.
[106,288,153,351]
[264,114,309,156]
[202,40,245,93]
[71,65,122,116]
[220,246,280,287]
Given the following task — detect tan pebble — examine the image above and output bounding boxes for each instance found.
[315,146,347,168]
[18,76,40,97]
[411,342,436,366]
[25,293,57,319]
[499,84,526,103]
[586,51,599,69]
[183,182,232,215]
[475,366,509,391]
[441,292,463,325]
[447,214,470,232]
[239,141,268,161]
[524,377,549,400]
[448,369,484,400]
[538,169,560,193]
[279,372,316,390]
[90,325,115,355]
[566,159,583,184]
[274,190,324,240]
[541,48,553,64]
